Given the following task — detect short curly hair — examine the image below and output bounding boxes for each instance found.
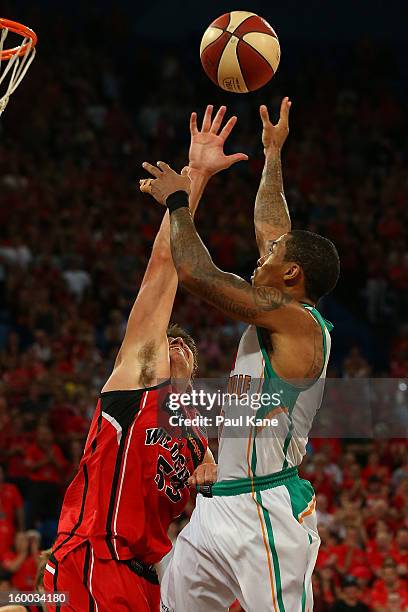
[284,230,340,302]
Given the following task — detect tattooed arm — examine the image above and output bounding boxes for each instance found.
[255,152,291,255]
[254,98,292,257]
[140,161,300,331]
[142,161,321,379]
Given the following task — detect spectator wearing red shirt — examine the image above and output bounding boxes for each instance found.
[341,462,365,499]
[316,524,339,571]
[394,527,408,577]
[316,493,335,530]
[0,466,24,557]
[51,398,89,443]
[0,530,40,592]
[370,558,408,611]
[367,529,398,577]
[333,527,368,576]
[4,414,30,496]
[25,425,67,529]
[350,566,372,608]
[333,493,365,541]
[311,438,343,463]
[364,494,397,538]
[309,454,335,508]
[393,476,408,519]
[361,452,391,485]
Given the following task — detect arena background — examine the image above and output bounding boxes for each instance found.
[0,1,407,610]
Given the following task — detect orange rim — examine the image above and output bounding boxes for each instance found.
[0,18,37,60]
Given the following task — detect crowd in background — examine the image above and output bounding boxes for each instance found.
[0,3,407,611]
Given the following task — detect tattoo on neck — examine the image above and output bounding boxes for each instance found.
[253,286,292,311]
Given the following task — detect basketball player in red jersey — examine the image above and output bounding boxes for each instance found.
[43,107,244,612]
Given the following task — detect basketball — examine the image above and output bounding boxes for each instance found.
[200,11,280,93]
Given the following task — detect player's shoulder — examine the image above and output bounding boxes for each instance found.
[99,380,171,421]
[100,379,171,398]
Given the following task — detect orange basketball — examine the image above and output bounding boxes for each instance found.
[200,11,280,93]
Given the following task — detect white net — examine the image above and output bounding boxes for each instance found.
[0,26,36,115]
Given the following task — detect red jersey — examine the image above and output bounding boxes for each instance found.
[332,544,368,573]
[53,381,207,565]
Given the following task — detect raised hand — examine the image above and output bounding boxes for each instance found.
[140,161,190,205]
[189,105,248,177]
[260,96,291,156]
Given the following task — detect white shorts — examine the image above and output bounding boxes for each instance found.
[160,469,320,612]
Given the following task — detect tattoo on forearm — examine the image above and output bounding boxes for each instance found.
[254,154,291,237]
[170,208,292,321]
[170,207,204,278]
[203,292,258,319]
[191,277,259,320]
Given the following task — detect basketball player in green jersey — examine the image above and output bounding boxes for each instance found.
[142,101,340,612]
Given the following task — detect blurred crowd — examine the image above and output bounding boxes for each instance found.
[0,4,407,611]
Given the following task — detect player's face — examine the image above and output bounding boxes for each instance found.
[251,234,288,287]
[168,336,194,382]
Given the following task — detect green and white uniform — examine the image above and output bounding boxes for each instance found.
[161,305,333,612]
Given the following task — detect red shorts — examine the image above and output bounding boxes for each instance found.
[43,541,160,612]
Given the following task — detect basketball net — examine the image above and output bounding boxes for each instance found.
[0,21,37,115]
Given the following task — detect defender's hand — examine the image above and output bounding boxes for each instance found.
[140,162,191,205]
[188,462,218,488]
[260,97,291,156]
[189,105,248,177]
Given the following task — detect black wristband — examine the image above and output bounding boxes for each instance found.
[166,191,189,213]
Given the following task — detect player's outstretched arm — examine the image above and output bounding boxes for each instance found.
[102,168,208,392]
[141,162,304,334]
[254,97,292,256]
[102,209,177,391]
[106,104,248,390]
